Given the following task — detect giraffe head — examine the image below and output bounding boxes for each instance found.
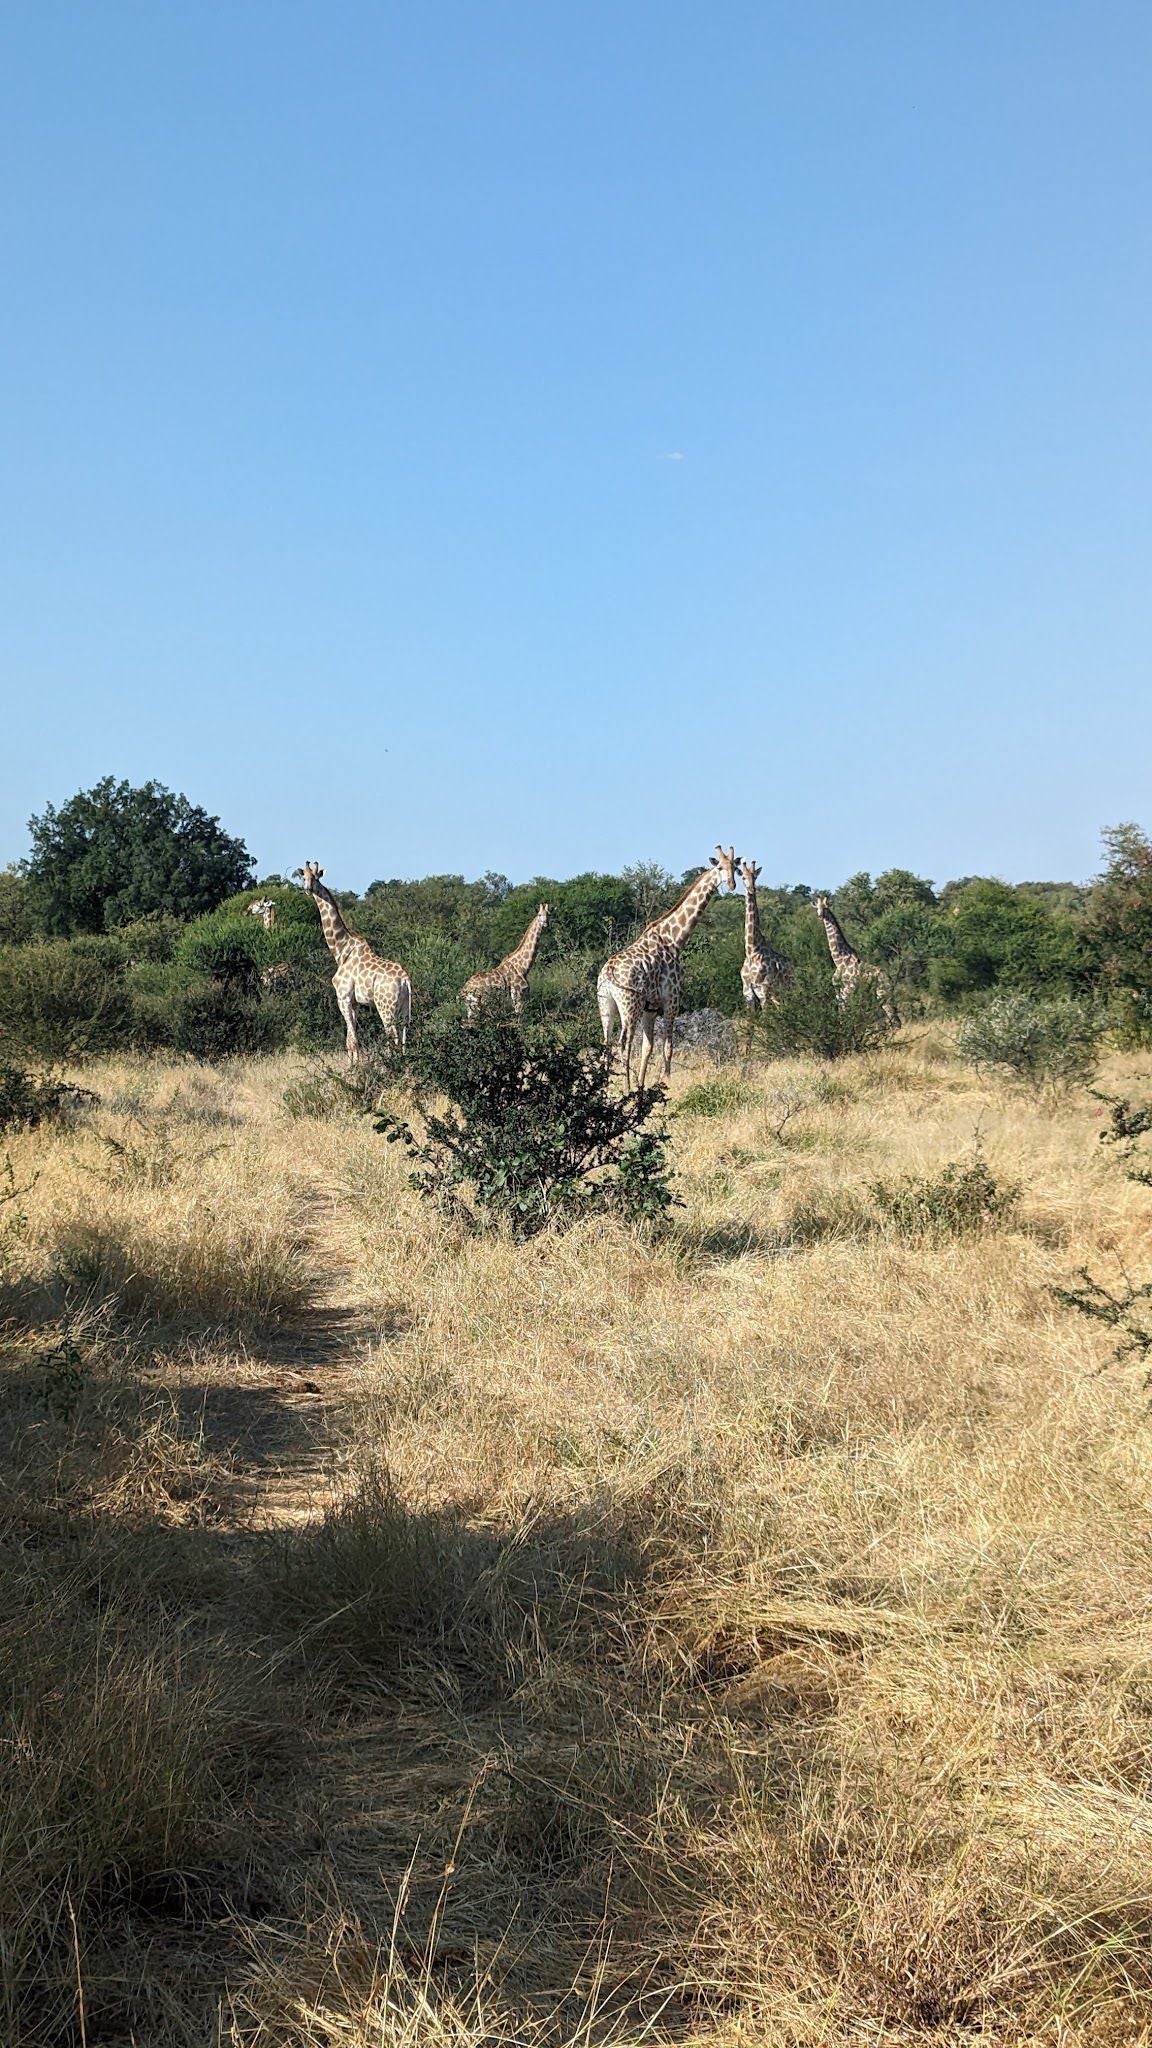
[711,845,739,892]
[302,862,324,896]
[739,859,760,890]
[813,893,830,917]
[248,898,276,931]
[536,903,549,925]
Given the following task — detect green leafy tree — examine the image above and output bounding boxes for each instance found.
[1086,823,1152,1038]
[22,778,253,935]
[0,869,31,945]
[931,878,1088,1001]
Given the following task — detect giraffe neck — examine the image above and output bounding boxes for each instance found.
[819,904,857,967]
[506,909,546,974]
[312,880,353,957]
[744,879,762,951]
[655,868,722,952]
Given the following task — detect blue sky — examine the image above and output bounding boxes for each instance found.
[2,3,1149,892]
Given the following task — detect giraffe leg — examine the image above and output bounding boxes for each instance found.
[399,980,411,1048]
[597,982,621,1064]
[635,1012,657,1090]
[337,988,360,1063]
[661,1006,677,1080]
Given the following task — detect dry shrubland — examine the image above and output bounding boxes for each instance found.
[2,1034,1152,2044]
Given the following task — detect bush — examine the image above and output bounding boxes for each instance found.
[752,961,891,1059]
[0,1063,96,1133]
[0,939,132,1060]
[870,1151,1021,1239]
[168,982,274,1061]
[377,1018,678,1238]
[955,993,1102,1089]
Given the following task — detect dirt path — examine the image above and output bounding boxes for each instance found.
[175,1176,374,1527]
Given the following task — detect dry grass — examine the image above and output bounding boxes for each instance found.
[2,1039,1152,2042]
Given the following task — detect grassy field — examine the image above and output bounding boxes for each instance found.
[3,1031,1152,2045]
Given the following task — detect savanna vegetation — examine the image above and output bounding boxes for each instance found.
[3,781,1152,2043]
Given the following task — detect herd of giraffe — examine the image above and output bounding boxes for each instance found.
[256,852,895,1084]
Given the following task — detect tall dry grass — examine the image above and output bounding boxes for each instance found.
[2,1041,1152,2042]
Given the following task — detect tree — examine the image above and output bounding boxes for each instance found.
[1087,823,1152,1036]
[0,868,31,945]
[21,778,254,935]
[931,878,1088,1001]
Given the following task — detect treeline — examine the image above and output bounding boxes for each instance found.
[0,779,1149,1062]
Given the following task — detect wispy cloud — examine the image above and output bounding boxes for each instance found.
[661,450,685,461]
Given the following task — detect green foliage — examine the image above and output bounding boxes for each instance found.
[955,992,1102,1090]
[0,939,131,1060]
[376,1018,678,1238]
[680,895,746,1014]
[870,1149,1021,1239]
[1053,1267,1152,1373]
[931,878,1089,1000]
[835,869,938,929]
[175,912,265,994]
[21,777,253,935]
[0,868,31,946]
[675,1075,747,1118]
[493,873,636,957]
[752,953,891,1059]
[0,1063,96,1133]
[1085,823,1152,1044]
[166,982,274,1061]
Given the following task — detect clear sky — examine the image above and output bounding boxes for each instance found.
[2,3,1150,892]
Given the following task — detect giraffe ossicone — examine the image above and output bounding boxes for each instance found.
[302,860,412,1060]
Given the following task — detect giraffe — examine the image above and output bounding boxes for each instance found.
[460,903,549,1019]
[813,894,898,1026]
[739,860,793,1008]
[248,898,277,932]
[302,862,412,1059]
[598,846,739,1088]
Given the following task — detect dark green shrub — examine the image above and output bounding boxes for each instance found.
[376,1018,678,1238]
[0,1063,96,1133]
[176,912,267,993]
[0,939,131,1060]
[169,982,274,1061]
[752,961,891,1059]
[870,1151,1021,1238]
[955,993,1102,1089]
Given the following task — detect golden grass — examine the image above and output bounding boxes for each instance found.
[3,1039,1152,2042]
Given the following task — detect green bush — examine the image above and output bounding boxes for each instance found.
[168,981,274,1061]
[752,960,891,1059]
[870,1151,1021,1238]
[955,993,1102,1089]
[0,939,131,1060]
[377,1018,678,1238]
